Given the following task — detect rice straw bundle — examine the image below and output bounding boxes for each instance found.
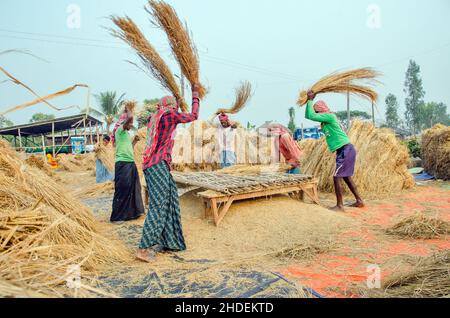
[72,182,115,199]
[57,153,96,172]
[421,124,450,180]
[386,214,450,239]
[217,164,291,175]
[95,142,115,175]
[216,81,253,115]
[297,68,380,106]
[109,16,188,112]
[147,0,206,98]
[299,121,414,198]
[25,155,56,178]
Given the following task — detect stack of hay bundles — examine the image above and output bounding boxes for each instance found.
[0,140,128,297]
[299,121,414,198]
[422,124,450,180]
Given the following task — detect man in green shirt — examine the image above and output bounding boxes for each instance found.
[110,106,144,223]
[305,90,364,212]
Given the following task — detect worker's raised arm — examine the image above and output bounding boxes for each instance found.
[174,84,200,124]
[305,100,334,124]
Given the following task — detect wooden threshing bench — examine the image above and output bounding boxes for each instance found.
[172,171,320,227]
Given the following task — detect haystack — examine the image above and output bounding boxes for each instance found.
[422,124,450,180]
[0,140,129,297]
[297,68,380,106]
[25,155,57,178]
[299,121,414,198]
[57,153,95,172]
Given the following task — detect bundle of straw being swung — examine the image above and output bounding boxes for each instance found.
[215,81,253,115]
[109,16,188,112]
[297,68,380,106]
[147,0,206,98]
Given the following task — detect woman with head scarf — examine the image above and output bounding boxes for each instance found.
[265,123,303,174]
[136,84,201,263]
[110,102,145,222]
[217,112,238,169]
[305,90,365,212]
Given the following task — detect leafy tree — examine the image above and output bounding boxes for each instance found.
[288,107,296,133]
[385,94,400,128]
[29,113,55,123]
[0,115,14,128]
[335,110,371,122]
[86,91,126,133]
[404,60,425,134]
[418,102,449,129]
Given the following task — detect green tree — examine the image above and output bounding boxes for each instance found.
[385,93,400,128]
[87,91,126,133]
[418,102,449,129]
[29,113,55,123]
[404,60,425,134]
[288,107,296,133]
[0,115,14,128]
[335,110,371,122]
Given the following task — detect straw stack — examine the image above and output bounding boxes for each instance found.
[299,121,414,198]
[0,140,129,297]
[422,124,450,180]
[297,68,380,106]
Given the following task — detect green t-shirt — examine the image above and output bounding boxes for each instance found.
[115,127,135,163]
[305,100,350,153]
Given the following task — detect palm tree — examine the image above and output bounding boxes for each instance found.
[84,91,126,133]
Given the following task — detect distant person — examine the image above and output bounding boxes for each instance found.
[264,123,303,174]
[110,103,144,223]
[217,113,238,169]
[137,84,201,263]
[305,90,365,211]
[95,135,114,184]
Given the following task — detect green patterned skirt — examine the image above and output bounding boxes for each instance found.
[139,161,186,251]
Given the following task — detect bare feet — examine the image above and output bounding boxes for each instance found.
[136,249,157,263]
[349,200,365,208]
[329,205,345,212]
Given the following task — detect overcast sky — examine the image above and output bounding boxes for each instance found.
[1,0,449,128]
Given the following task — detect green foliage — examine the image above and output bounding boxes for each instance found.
[90,91,127,133]
[403,139,421,158]
[29,113,55,123]
[288,107,296,133]
[385,93,400,128]
[0,115,14,128]
[418,102,450,130]
[247,122,256,129]
[404,60,425,134]
[335,110,371,122]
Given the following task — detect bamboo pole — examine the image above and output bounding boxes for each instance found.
[52,121,55,157]
[18,128,23,150]
[42,135,46,160]
[89,120,93,145]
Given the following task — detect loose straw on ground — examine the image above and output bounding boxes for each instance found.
[109,16,188,112]
[297,68,380,106]
[147,0,206,98]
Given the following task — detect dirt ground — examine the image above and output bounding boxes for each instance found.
[61,170,450,298]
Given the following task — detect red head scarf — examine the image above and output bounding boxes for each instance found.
[314,100,331,114]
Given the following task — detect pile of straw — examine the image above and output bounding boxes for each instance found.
[110,16,188,112]
[422,124,450,180]
[72,182,115,199]
[147,0,206,98]
[57,153,95,172]
[299,121,414,198]
[297,68,380,106]
[377,251,449,298]
[25,155,57,178]
[387,214,450,239]
[0,140,129,297]
[218,164,291,175]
